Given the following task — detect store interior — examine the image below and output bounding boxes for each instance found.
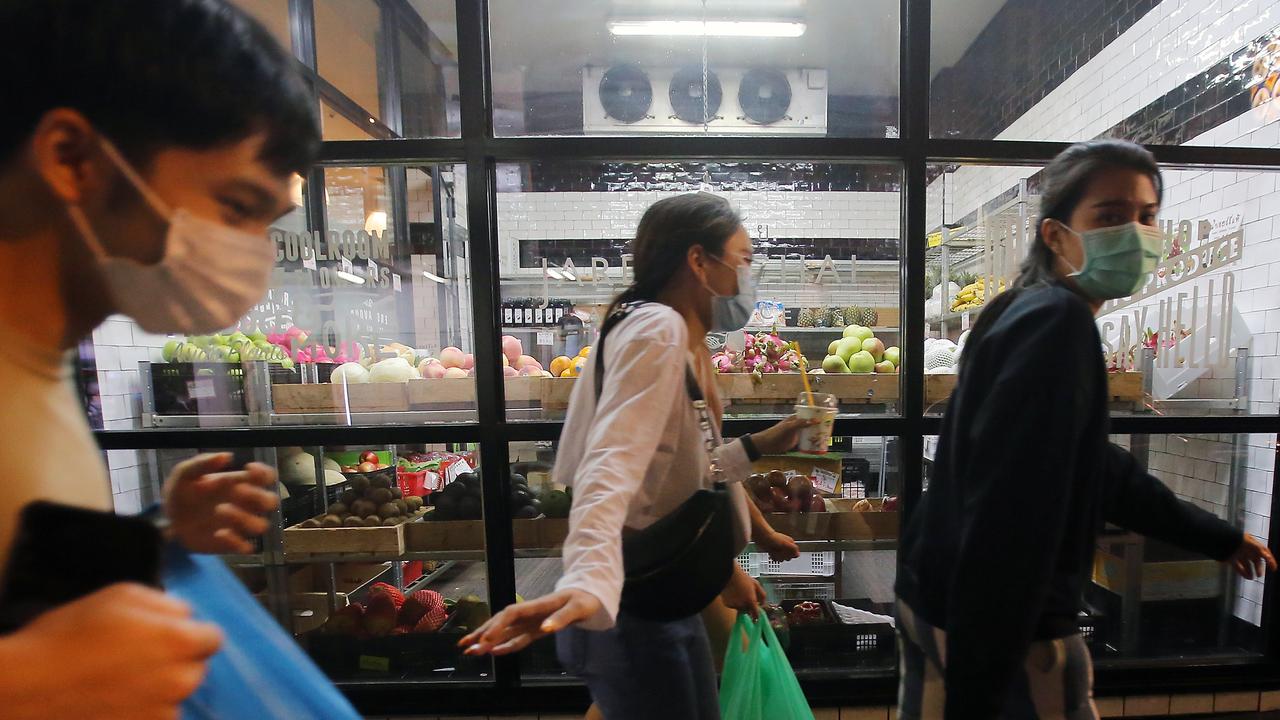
[85,0,1280,716]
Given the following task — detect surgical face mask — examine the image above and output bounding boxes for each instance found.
[65,138,276,334]
[1053,220,1161,300]
[701,255,756,332]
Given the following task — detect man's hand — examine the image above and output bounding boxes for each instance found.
[756,530,800,562]
[720,564,767,619]
[1229,533,1276,580]
[750,415,819,456]
[0,583,222,720]
[164,453,279,554]
[460,588,603,656]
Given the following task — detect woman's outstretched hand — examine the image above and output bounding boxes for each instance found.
[459,588,602,656]
[1229,533,1276,580]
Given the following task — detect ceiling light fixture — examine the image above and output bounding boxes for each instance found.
[422,270,449,284]
[335,270,366,285]
[545,267,566,280]
[608,19,805,38]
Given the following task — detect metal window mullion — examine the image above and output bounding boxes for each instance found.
[456,0,520,690]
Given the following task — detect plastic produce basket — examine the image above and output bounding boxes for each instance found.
[149,362,330,416]
[771,582,835,601]
[761,551,835,577]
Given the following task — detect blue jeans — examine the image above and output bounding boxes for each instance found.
[557,611,721,720]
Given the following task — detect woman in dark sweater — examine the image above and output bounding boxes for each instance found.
[896,139,1275,720]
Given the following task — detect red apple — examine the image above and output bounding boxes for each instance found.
[359,451,379,465]
[357,461,377,473]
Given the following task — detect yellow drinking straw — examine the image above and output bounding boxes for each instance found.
[796,345,816,407]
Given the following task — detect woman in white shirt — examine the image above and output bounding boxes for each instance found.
[462,192,810,718]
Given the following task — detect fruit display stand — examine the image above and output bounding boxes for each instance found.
[241,562,390,634]
[405,516,570,553]
[716,372,900,406]
[283,511,427,561]
[924,371,1145,405]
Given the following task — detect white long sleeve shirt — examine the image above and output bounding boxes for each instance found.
[552,304,751,629]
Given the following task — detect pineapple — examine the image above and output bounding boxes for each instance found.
[844,306,879,327]
[824,308,844,328]
[797,308,820,328]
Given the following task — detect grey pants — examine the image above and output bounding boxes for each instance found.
[557,611,720,720]
[896,601,1098,720]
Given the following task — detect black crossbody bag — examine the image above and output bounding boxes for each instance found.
[592,302,740,621]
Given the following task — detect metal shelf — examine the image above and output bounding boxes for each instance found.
[774,326,900,334]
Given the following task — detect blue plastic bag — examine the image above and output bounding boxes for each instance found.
[163,545,360,720]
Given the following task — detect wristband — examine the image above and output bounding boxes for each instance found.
[740,434,762,462]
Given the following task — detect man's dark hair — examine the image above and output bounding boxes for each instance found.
[0,0,320,174]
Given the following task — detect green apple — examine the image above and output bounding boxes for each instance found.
[161,339,181,363]
[883,346,901,366]
[211,334,230,346]
[822,354,850,373]
[249,327,268,344]
[862,337,885,362]
[849,325,875,343]
[828,339,841,355]
[874,360,896,373]
[836,337,863,363]
[847,350,876,373]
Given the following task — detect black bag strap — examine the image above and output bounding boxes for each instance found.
[592,302,726,485]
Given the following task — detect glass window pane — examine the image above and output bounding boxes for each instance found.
[931,0,1280,146]
[315,0,459,139]
[489,0,899,137]
[87,165,475,430]
[1097,433,1276,660]
[495,161,903,421]
[924,162,1280,417]
[510,436,900,683]
[230,0,293,49]
[104,444,492,683]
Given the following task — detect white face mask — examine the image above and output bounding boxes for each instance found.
[65,138,276,334]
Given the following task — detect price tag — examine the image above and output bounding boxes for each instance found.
[445,458,473,483]
[392,273,402,292]
[536,330,554,347]
[302,251,317,271]
[340,256,353,274]
[811,467,839,494]
[961,312,970,330]
[187,379,216,399]
[358,655,391,673]
[368,258,378,277]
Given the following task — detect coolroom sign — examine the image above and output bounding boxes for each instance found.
[1098,209,1245,379]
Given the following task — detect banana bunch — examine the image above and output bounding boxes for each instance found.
[949,277,1006,312]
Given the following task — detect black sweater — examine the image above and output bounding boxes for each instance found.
[895,283,1242,720]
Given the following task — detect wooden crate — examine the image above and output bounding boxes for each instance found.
[282,514,424,558]
[272,382,409,414]
[925,372,1144,404]
[407,377,476,406]
[1092,548,1223,601]
[715,372,899,405]
[248,562,389,634]
[764,509,899,541]
[404,516,571,551]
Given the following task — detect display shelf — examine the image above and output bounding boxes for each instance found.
[773,326,901,334]
[924,371,1143,404]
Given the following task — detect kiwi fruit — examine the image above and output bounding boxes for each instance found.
[299,518,322,529]
[390,487,403,500]
[351,499,377,518]
[342,516,364,528]
[382,517,401,526]
[339,489,359,506]
[369,488,394,505]
[405,496,424,512]
[369,476,391,490]
[350,475,370,492]
[327,502,348,516]
[378,502,402,519]
[320,514,343,528]
[365,515,382,526]
[394,499,410,515]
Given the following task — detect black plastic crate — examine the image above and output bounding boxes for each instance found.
[779,598,896,669]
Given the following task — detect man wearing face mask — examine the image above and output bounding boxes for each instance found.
[0,1,319,718]
[458,193,811,719]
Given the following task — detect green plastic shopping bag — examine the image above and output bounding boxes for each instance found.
[719,613,815,720]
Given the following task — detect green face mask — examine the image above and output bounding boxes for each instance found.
[1054,220,1162,300]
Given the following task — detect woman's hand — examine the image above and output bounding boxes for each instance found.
[750,415,818,456]
[459,588,602,656]
[163,453,279,554]
[1229,533,1276,580]
[756,530,800,562]
[720,565,766,619]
